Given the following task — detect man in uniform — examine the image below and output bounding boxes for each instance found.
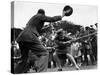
[14,9,65,73]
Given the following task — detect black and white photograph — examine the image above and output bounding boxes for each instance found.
[11,1,98,74]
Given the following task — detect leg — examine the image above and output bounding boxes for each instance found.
[66,53,80,70]
[28,34,49,72]
[84,49,88,65]
[51,52,57,68]
[48,52,52,68]
[35,55,49,72]
[52,58,57,68]
[53,53,62,71]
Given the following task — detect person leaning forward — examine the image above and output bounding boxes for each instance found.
[14,9,64,73]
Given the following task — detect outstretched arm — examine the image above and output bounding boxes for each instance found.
[41,11,65,22]
[41,15,62,22]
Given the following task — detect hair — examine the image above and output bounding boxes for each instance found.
[85,26,90,30]
[37,9,45,15]
[90,25,93,27]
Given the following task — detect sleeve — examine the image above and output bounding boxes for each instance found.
[41,15,62,22]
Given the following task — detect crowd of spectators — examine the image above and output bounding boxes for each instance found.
[11,21,98,70]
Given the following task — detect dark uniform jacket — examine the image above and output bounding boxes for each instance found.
[16,14,62,43]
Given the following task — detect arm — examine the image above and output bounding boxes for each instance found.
[55,39,65,46]
[41,10,67,22]
[41,15,62,22]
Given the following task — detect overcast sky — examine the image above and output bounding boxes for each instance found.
[13,1,98,29]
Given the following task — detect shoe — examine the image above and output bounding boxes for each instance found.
[76,66,80,70]
[58,68,62,71]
